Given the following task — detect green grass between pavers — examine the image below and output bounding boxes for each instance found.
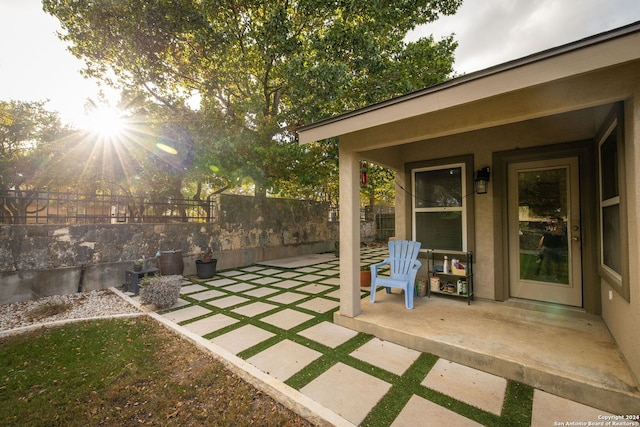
[0,317,312,427]
[176,263,535,426]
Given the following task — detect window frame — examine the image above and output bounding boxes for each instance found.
[597,104,630,302]
[407,155,475,254]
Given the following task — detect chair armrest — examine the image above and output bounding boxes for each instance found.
[370,258,390,276]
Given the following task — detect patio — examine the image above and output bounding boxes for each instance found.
[338,289,640,414]
[125,246,639,424]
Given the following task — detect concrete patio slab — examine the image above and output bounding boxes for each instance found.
[295,274,325,282]
[161,304,210,323]
[296,297,340,314]
[182,313,238,336]
[232,301,279,317]
[188,289,225,301]
[273,271,303,279]
[234,273,261,281]
[252,277,282,285]
[271,279,304,289]
[222,283,256,293]
[296,283,333,294]
[267,292,308,304]
[204,278,237,287]
[211,324,276,355]
[259,308,315,330]
[243,287,280,298]
[391,395,483,427]
[247,339,322,381]
[350,337,421,376]
[300,362,392,425]
[256,253,336,269]
[530,389,613,427]
[422,359,507,415]
[179,284,209,294]
[206,295,250,309]
[298,321,359,348]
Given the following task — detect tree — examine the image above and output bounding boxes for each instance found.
[44,0,461,198]
[0,100,73,223]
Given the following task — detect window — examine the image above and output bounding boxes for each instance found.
[598,105,629,301]
[412,163,467,251]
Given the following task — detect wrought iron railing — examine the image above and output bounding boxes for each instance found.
[0,189,217,224]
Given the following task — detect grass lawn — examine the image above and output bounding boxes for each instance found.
[0,317,313,427]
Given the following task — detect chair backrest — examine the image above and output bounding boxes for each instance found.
[388,240,421,277]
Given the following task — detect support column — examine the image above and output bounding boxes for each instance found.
[339,145,361,318]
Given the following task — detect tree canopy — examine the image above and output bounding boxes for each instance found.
[43,0,461,200]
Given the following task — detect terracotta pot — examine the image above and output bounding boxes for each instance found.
[360,270,372,287]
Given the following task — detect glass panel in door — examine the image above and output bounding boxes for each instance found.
[508,157,582,307]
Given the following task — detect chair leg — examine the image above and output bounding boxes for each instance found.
[405,286,414,309]
[370,284,376,303]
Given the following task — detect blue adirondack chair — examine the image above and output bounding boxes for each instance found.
[370,240,422,309]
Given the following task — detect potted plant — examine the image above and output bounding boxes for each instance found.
[195,249,217,279]
[133,258,144,272]
[360,265,372,287]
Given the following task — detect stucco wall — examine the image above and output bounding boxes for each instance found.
[600,95,640,386]
[0,195,337,304]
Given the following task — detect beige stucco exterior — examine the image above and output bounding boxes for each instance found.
[299,25,640,388]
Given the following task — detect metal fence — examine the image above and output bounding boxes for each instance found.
[0,189,217,224]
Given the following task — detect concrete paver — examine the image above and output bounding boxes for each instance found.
[211,324,276,355]
[204,277,237,286]
[162,304,210,323]
[267,292,308,304]
[530,389,613,427]
[179,284,208,294]
[271,279,304,289]
[188,289,225,301]
[391,395,483,427]
[350,337,422,376]
[206,295,249,308]
[300,362,392,425]
[247,339,322,381]
[182,313,238,336]
[422,359,507,416]
[259,308,315,330]
[231,301,279,317]
[298,321,358,348]
[296,297,340,313]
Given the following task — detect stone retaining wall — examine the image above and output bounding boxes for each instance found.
[0,195,338,304]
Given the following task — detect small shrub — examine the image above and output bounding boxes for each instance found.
[139,275,183,308]
[26,300,71,321]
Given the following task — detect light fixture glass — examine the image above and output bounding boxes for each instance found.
[474,167,491,194]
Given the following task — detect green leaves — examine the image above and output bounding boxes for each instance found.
[43,0,462,199]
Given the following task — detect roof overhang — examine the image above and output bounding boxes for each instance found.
[297,21,640,144]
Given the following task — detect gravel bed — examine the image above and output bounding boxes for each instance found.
[0,289,141,332]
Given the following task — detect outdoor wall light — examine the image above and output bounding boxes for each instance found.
[474,167,491,194]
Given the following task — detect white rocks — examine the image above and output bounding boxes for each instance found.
[0,289,140,332]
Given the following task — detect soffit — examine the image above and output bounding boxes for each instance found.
[297,27,640,145]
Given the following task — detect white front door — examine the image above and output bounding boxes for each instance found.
[508,157,583,307]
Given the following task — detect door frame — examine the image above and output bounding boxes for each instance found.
[507,157,582,306]
[492,140,600,314]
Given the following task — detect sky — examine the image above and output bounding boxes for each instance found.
[1,0,640,127]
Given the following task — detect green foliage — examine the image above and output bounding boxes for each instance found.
[0,100,74,222]
[43,0,461,200]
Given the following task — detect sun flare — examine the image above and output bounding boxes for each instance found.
[85,106,126,139]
